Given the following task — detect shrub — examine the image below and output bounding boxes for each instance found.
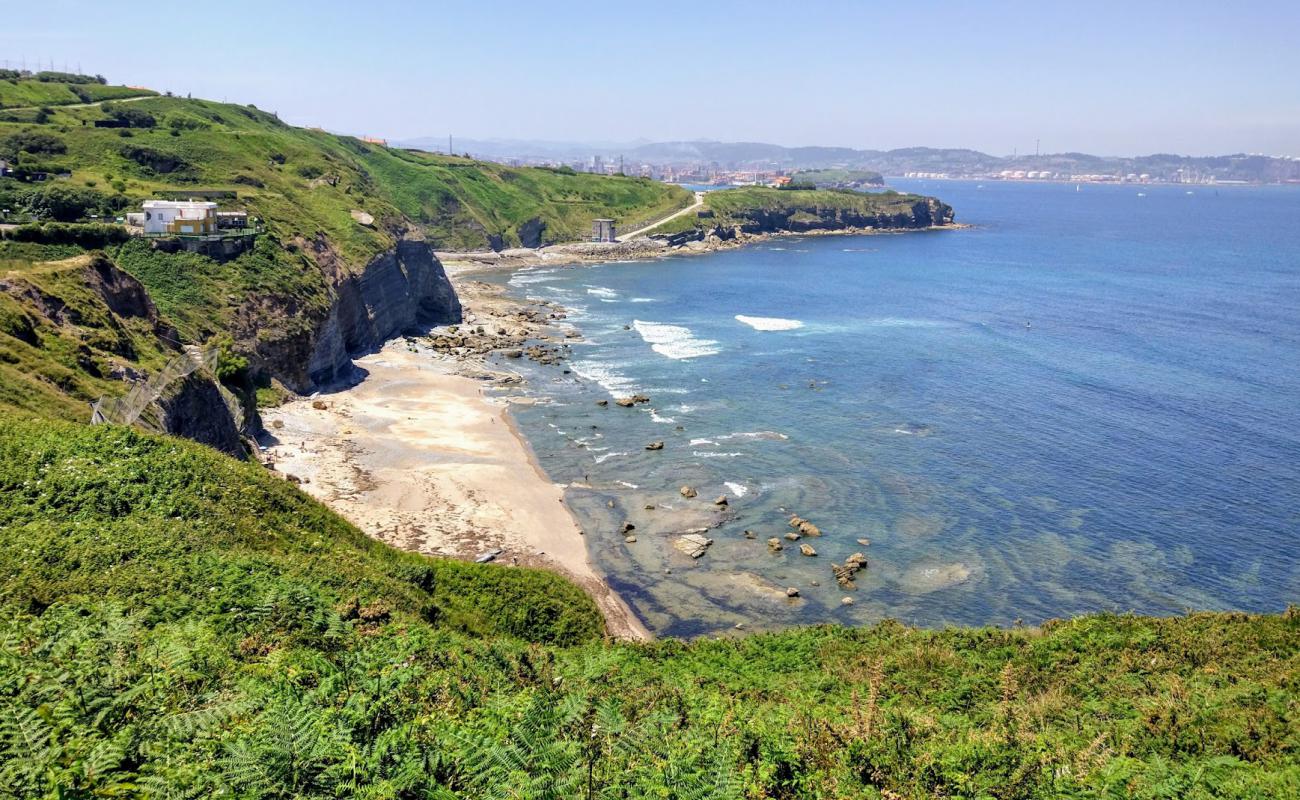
[101,104,156,129]
[21,183,125,222]
[0,131,66,160]
[3,222,129,247]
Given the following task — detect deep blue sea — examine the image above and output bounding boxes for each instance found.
[492,180,1300,638]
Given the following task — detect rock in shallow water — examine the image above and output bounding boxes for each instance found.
[674,533,713,558]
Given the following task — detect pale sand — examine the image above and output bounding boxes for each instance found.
[260,342,650,641]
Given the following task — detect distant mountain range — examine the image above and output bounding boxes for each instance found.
[394,137,1300,184]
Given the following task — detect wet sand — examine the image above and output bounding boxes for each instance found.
[260,339,650,641]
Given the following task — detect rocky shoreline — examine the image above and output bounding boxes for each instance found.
[261,221,967,639]
[437,222,966,272]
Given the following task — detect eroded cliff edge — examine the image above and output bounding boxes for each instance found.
[245,238,462,393]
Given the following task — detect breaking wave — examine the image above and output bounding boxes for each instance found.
[632,320,720,359]
[735,314,804,331]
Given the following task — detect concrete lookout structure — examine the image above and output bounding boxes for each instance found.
[592,218,616,243]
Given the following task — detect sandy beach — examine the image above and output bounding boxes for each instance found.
[260,325,650,641]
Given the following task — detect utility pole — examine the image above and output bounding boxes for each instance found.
[449,134,453,155]
[1035,138,1040,157]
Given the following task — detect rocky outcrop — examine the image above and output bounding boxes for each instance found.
[283,240,461,390]
[653,197,955,246]
[517,217,547,248]
[154,372,244,457]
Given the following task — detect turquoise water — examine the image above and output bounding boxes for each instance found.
[495,181,1300,638]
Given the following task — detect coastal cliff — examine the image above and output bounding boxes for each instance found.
[306,239,462,388]
[724,195,953,235]
[647,188,955,246]
[240,238,462,392]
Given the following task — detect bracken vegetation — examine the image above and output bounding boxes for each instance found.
[1,419,1297,798]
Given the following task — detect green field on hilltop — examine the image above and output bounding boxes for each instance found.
[0,76,155,110]
[791,167,886,186]
[1,418,1296,798]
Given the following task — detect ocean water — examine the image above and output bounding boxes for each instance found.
[491,180,1300,638]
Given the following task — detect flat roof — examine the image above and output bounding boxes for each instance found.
[142,200,218,209]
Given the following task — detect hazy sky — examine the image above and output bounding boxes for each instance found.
[5,0,1299,156]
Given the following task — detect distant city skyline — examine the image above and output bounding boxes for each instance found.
[4,0,1299,157]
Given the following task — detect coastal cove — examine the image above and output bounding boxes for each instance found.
[489,180,1300,638]
[262,180,1300,641]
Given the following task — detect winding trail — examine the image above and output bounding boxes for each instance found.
[617,191,705,242]
[1,93,154,113]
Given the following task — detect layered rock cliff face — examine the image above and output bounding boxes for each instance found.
[301,239,462,389]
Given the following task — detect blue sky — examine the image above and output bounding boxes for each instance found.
[4,0,1298,156]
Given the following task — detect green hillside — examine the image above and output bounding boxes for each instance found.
[0,73,155,111]
[0,81,691,419]
[1,418,1295,798]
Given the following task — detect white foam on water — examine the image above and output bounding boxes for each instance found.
[689,438,717,446]
[569,360,638,398]
[864,317,946,328]
[677,404,696,413]
[632,320,720,359]
[649,409,675,424]
[594,451,629,464]
[724,481,749,497]
[585,286,619,300]
[629,297,656,303]
[617,480,639,489]
[693,451,744,459]
[718,431,789,442]
[735,314,804,331]
[508,268,559,287]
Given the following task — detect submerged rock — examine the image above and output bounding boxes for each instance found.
[680,486,698,498]
[799,544,817,557]
[789,515,822,537]
[673,533,713,559]
[714,495,728,506]
[645,441,664,451]
[786,587,800,598]
[767,537,784,552]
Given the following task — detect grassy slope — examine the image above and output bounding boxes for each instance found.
[1,418,1296,798]
[0,79,154,110]
[647,186,941,235]
[0,86,689,414]
[0,245,178,421]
